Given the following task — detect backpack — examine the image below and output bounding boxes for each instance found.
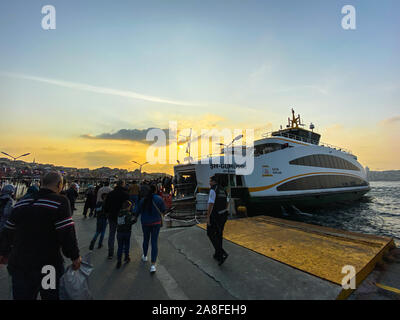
[117,210,134,227]
[0,198,10,219]
[117,211,128,226]
[0,198,12,230]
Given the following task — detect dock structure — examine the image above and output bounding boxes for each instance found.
[199,216,396,299]
[0,203,397,300]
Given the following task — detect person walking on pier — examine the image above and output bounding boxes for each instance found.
[20,185,39,201]
[65,183,79,213]
[137,184,165,273]
[206,175,229,266]
[0,171,81,300]
[116,200,137,269]
[89,193,108,250]
[128,181,140,208]
[96,181,113,204]
[83,185,96,218]
[103,180,129,260]
[0,185,15,233]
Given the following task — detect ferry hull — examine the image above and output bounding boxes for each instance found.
[247,187,370,215]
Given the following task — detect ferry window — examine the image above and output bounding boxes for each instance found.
[289,154,360,171]
[331,156,338,169]
[277,175,368,191]
[339,158,345,169]
[327,155,335,169]
[215,174,236,188]
[297,156,306,166]
[314,154,323,167]
[236,175,244,187]
[255,143,287,155]
[306,155,314,166]
[215,174,227,187]
[334,157,342,169]
[297,176,308,190]
[333,175,341,187]
[319,155,328,167]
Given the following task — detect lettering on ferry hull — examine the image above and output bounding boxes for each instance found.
[209,164,246,172]
[272,168,282,175]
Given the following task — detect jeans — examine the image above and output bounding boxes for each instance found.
[108,219,117,256]
[9,264,64,300]
[83,203,95,217]
[207,212,228,260]
[91,217,108,245]
[117,232,132,261]
[142,224,161,263]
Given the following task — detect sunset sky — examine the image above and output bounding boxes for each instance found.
[0,0,399,173]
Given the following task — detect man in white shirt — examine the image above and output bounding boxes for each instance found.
[97,182,113,204]
[206,175,229,266]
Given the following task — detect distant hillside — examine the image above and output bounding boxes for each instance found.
[367,170,400,181]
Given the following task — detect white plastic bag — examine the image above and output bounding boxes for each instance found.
[59,253,94,300]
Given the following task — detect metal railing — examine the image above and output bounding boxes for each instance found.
[262,131,353,155]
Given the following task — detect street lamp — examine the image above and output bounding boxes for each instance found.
[1,152,31,161]
[216,134,243,217]
[1,152,31,193]
[131,161,149,181]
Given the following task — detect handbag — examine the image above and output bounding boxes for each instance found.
[152,199,164,227]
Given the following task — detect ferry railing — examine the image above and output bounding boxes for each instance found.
[262,131,353,155]
[178,150,257,164]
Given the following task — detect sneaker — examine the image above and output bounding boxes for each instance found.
[89,241,94,251]
[150,265,156,273]
[116,261,121,269]
[141,255,148,262]
[108,254,113,260]
[98,243,103,249]
[125,256,131,263]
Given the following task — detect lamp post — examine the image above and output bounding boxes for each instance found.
[131,161,149,181]
[1,151,31,177]
[216,135,243,217]
[1,152,31,195]
[1,152,31,162]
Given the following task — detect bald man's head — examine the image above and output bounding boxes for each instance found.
[42,171,63,193]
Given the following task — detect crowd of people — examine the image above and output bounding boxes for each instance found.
[0,172,230,300]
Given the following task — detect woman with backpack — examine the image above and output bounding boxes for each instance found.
[0,185,15,233]
[137,184,166,273]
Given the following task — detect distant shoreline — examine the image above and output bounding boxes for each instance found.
[369,180,400,182]
[367,170,400,182]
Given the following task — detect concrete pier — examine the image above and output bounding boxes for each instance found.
[0,203,397,300]
[199,216,395,299]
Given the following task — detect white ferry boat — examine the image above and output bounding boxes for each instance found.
[173,110,370,214]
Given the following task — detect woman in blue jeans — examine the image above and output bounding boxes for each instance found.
[137,184,166,273]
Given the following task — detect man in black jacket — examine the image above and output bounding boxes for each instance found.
[65,183,79,212]
[0,171,81,300]
[103,180,129,259]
